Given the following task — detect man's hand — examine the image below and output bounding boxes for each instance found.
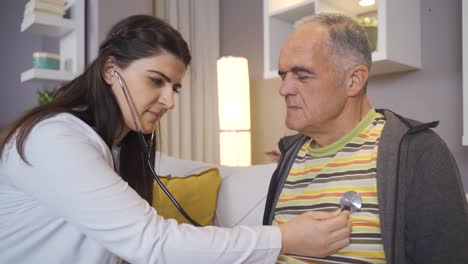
[279,210,352,258]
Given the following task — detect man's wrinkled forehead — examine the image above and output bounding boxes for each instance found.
[284,22,328,50]
[280,23,328,59]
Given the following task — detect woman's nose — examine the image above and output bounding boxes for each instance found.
[159,86,175,109]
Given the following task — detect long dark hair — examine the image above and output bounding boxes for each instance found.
[0,15,191,204]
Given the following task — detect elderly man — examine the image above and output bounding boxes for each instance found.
[263,13,468,263]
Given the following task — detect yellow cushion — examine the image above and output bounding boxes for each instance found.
[152,168,221,226]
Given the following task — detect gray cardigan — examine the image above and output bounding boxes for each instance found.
[263,109,468,263]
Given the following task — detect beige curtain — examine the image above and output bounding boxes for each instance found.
[153,0,220,163]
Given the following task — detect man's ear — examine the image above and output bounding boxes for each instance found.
[346,64,369,97]
[102,56,117,85]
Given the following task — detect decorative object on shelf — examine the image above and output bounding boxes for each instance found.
[356,16,378,52]
[24,0,66,18]
[32,52,60,70]
[24,88,54,112]
[217,56,251,166]
[37,88,55,105]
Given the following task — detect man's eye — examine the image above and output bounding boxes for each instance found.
[297,74,310,80]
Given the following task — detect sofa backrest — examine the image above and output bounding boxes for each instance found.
[154,153,276,227]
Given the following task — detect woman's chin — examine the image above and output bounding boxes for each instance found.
[127,121,156,134]
[140,124,156,134]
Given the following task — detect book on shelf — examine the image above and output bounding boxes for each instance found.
[43,0,66,6]
[28,0,66,8]
[24,0,66,18]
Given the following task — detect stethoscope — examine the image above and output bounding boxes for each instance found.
[113,69,202,227]
[340,191,362,213]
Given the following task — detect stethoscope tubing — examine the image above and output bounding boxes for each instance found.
[113,70,201,227]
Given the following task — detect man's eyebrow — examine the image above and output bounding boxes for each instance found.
[278,66,314,77]
[291,66,313,74]
[278,66,315,78]
[146,70,182,87]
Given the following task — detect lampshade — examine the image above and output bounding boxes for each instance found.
[217,57,251,130]
[217,56,251,166]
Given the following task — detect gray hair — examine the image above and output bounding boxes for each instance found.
[296,13,372,82]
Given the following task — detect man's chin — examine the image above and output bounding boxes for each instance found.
[285,120,301,133]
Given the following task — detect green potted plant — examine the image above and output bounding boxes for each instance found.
[37,88,55,105]
[357,16,378,52]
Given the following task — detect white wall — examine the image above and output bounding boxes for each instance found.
[86,0,152,62]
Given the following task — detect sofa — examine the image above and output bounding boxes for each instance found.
[155,153,277,228]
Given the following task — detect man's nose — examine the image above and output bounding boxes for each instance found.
[279,74,297,96]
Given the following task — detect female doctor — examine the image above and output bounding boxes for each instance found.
[0,15,351,263]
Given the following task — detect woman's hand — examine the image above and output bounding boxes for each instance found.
[279,209,351,257]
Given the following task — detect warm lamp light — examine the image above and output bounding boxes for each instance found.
[217,56,251,166]
[359,0,375,6]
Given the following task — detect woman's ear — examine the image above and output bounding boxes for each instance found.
[346,65,369,97]
[102,56,117,85]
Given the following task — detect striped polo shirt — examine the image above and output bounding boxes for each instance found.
[274,109,386,264]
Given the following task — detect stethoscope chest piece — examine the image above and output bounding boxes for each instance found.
[340,191,362,213]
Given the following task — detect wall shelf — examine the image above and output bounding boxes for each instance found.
[263,0,421,79]
[21,13,75,37]
[21,68,75,83]
[20,0,85,84]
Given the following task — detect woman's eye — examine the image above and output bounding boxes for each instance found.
[173,87,181,94]
[151,78,164,86]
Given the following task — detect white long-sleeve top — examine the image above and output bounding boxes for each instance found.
[0,113,281,264]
